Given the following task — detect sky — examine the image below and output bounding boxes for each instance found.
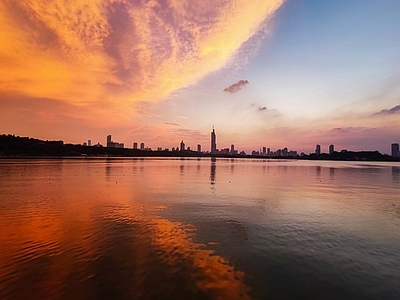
[1,0,400,154]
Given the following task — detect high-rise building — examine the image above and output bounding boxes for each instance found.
[106,135,123,148]
[133,142,138,149]
[315,144,321,155]
[197,144,201,152]
[283,147,288,157]
[180,140,185,151]
[88,140,91,147]
[140,143,145,150]
[392,143,400,157]
[329,144,334,155]
[231,144,235,154]
[262,147,266,155]
[211,127,217,154]
[267,148,270,155]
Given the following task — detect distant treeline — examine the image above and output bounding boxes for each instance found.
[0,134,201,157]
[0,134,398,161]
[305,152,398,162]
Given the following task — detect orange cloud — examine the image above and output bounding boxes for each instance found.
[0,0,284,109]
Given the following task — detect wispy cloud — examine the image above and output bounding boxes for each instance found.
[0,0,286,148]
[331,127,371,133]
[164,122,180,126]
[0,0,284,108]
[374,104,400,115]
[223,80,249,94]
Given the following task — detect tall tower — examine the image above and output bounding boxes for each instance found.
[211,127,217,154]
[315,144,321,155]
[180,140,185,151]
[392,143,399,157]
[107,135,112,147]
[329,144,334,155]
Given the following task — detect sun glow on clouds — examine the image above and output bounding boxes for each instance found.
[0,0,284,107]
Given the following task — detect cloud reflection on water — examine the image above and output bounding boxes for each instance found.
[0,158,252,299]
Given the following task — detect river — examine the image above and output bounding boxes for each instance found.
[0,158,399,299]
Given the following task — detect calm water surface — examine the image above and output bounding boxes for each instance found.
[0,158,399,299]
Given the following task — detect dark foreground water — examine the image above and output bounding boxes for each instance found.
[0,158,399,300]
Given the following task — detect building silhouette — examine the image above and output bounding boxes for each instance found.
[392,143,399,157]
[140,143,145,150]
[197,144,201,152]
[106,135,124,148]
[329,144,334,155]
[211,127,217,154]
[180,140,185,151]
[315,144,321,155]
[88,140,91,147]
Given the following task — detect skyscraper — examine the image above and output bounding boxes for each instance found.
[211,127,217,154]
[140,143,145,150]
[315,144,321,155]
[133,142,138,149]
[180,140,185,151]
[329,144,334,155]
[106,135,123,148]
[392,143,399,157]
[197,144,201,152]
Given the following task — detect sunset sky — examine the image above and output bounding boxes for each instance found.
[1,0,399,154]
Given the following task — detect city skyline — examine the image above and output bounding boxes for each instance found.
[1,0,400,153]
[103,129,399,157]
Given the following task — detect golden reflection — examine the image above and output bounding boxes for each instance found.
[96,197,253,298]
[0,159,252,299]
[152,218,251,299]
[0,199,101,299]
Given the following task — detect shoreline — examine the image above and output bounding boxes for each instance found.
[1,154,399,163]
